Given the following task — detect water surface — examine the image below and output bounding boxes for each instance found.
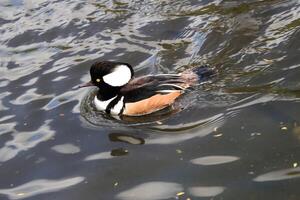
[0,0,300,199]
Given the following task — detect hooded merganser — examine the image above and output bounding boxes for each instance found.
[78,61,214,116]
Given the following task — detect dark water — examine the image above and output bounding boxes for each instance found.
[0,0,300,199]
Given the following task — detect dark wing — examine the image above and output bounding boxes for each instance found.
[120,74,186,103]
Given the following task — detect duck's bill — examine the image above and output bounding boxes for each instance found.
[73,81,94,89]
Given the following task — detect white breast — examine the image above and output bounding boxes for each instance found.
[94,95,124,115]
[94,96,117,111]
[110,96,124,115]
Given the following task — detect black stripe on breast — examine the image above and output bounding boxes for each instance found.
[105,95,123,114]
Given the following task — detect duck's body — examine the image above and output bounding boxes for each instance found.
[79,61,214,116]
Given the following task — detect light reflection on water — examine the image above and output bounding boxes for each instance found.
[190,155,239,166]
[188,186,225,198]
[51,143,80,154]
[0,0,300,199]
[254,167,300,182]
[0,177,84,200]
[116,181,183,200]
[0,120,54,162]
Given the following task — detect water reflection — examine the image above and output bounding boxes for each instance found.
[0,177,84,200]
[188,186,225,197]
[109,133,145,145]
[116,182,183,200]
[84,148,128,161]
[190,156,239,166]
[0,121,15,136]
[51,143,80,154]
[0,120,54,162]
[10,88,51,105]
[111,148,129,157]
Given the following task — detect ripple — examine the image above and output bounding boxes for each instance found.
[10,88,51,105]
[190,156,239,166]
[0,120,54,162]
[254,167,300,182]
[21,77,38,86]
[0,177,84,200]
[0,44,58,81]
[116,182,183,200]
[44,90,85,113]
[0,122,15,136]
[149,112,224,132]
[146,114,224,145]
[52,76,67,82]
[0,92,11,110]
[227,95,275,111]
[0,115,14,122]
[0,80,9,87]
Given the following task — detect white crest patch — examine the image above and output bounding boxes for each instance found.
[111,96,124,115]
[94,96,117,111]
[103,64,132,87]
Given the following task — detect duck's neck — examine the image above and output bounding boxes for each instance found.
[96,87,120,101]
[97,92,115,101]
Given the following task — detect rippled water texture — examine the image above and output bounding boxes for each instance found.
[1,0,300,199]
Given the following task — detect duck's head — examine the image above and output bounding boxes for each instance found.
[78,61,134,99]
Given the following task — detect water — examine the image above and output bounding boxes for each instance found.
[0,0,300,199]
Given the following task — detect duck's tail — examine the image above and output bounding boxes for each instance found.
[180,65,216,87]
[192,65,216,83]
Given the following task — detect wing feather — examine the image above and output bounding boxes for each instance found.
[120,74,187,103]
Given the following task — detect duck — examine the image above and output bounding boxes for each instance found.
[77,61,214,116]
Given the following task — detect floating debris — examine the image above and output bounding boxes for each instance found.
[176,191,185,196]
[213,133,223,138]
[176,149,183,154]
[111,148,129,156]
[250,132,261,137]
[293,163,298,168]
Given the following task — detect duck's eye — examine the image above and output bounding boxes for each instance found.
[96,78,101,83]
